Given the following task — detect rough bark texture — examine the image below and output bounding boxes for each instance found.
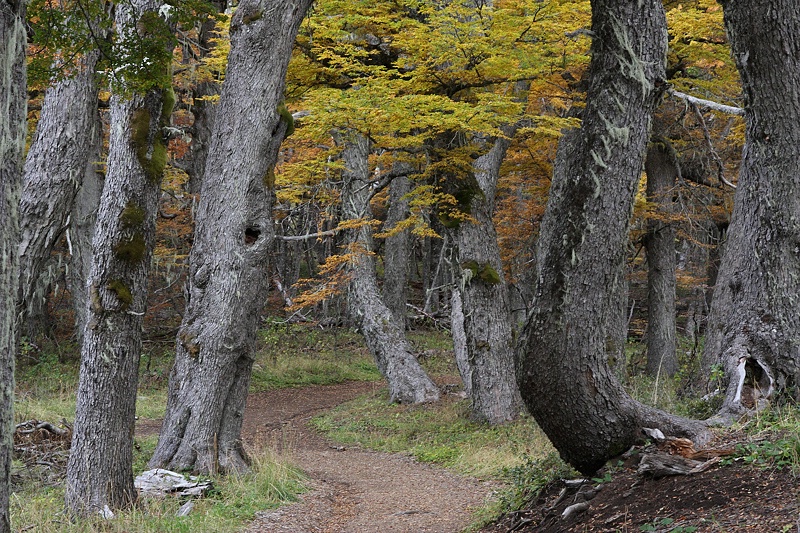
[0,4,26,530]
[65,0,170,515]
[17,52,102,339]
[644,140,678,378]
[517,0,709,475]
[339,133,439,404]
[149,0,314,473]
[382,175,411,329]
[703,0,800,417]
[450,138,523,424]
[67,117,104,341]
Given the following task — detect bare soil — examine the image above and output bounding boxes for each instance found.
[139,381,496,533]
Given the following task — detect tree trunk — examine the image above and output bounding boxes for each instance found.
[450,137,523,424]
[0,3,26,530]
[702,0,800,418]
[644,139,678,378]
[451,289,471,398]
[382,174,411,329]
[67,115,105,341]
[65,0,171,515]
[149,0,314,474]
[516,0,709,475]
[339,132,440,404]
[17,51,102,338]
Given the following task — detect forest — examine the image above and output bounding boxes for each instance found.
[1,0,799,530]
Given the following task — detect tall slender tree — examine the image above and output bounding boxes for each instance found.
[150,0,314,473]
[702,0,800,417]
[65,0,174,515]
[450,135,523,424]
[516,0,709,475]
[0,1,26,529]
[338,132,440,404]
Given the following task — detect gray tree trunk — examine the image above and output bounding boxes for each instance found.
[516,0,709,475]
[17,52,102,338]
[450,137,523,424]
[451,289,471,398]
[382,174,411,329]
[702,0,800,418]
[0,3,27,530]
[339,132,440,404]
[149,0,314,474]
[65,0,172,515]
[644,139,678,378]
[67,116,105,341]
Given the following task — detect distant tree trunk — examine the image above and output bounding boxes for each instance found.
[382,174,411,329]
[450,137,523,424]
[702,0,800,418]
[174,0,225,195]
[17,51,102,338]
[516,0,709,475]
[65,0,172,515]
[67,115,105,341]
[339,132,440,404]
[149,0,314,474]
[451,289,471,398]
[0,3,26,530]
[644,138,678,378]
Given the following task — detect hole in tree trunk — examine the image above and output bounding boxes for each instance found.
[735,357,774,409]
[244,227,261,245]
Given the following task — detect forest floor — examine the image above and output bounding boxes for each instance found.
[138,379,800,533]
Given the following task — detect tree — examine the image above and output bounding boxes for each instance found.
[516,0,709,475]
[644,138,678,378]
[450,134,523,423]
[702,0,800,417]
[0,1,26,531]
[337,132,440,403]
[18,51,103,339]
[149,0,314,473]
[65,0,174,515]
[382,174,412,329]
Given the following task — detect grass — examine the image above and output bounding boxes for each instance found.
[11,436,307,532]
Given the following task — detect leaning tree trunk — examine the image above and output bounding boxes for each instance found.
[644,138,678,378]
[516,0,709,475]
[382,174,411,329]
[450,137,523,424]
[67,113,105,341]
[0,3,26,531]
[702,0,800,418]
[149,0,314,474]
[17,51,102,338]
[339,132,440,404]
[65,0,173,515]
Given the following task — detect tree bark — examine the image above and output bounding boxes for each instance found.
[67,116,105,341]
[0,3,26,530]
[450,137,523,424]
[644,139,678,378]
[382,174,411,329]
[149,0,314,474]
[516,0,709,475]
[451,289,471,398]
[65,0,171,515]
[702,0,800,418]
[18,51,102,339]
[339,132,440,404]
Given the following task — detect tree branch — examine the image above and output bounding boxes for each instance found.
[668,89,744,116]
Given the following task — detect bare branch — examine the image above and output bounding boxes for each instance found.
[278,229,338,242]
[668,89,744,116]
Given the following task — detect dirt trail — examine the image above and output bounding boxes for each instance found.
[139,381,496,532]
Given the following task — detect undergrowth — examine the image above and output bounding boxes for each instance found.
[11,437,306,532]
